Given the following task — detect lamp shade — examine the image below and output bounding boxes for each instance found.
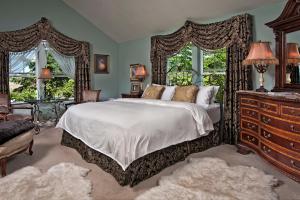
[287,43,300,65]
[39,68,52,79]
[135,65,147,78]
[243,41,279,66]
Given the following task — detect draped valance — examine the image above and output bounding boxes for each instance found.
[150,14,252,85]
[0,17,90,102]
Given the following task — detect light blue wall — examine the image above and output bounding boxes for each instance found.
[0,0,119,99]
[117,1,287,93]
[0,0,292,96]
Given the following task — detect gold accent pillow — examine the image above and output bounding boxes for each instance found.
[172,85,199,103]
[142,85,165,99]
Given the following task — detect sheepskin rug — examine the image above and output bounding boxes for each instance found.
[136,157,279,200]
[0,163,92,200]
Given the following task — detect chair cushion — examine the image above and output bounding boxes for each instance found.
[0,130,33,158]
[0,120,35,145]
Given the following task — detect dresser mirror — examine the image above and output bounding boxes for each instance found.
[266,0,300,92]
[286,31,300,84]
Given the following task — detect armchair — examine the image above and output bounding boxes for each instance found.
[64,90,101,109]
[0,94,34,122]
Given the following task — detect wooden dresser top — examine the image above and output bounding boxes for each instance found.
[237,90,300,103]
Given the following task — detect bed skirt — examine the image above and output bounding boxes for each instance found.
[61,122,221,186]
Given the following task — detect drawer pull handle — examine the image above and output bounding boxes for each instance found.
[262,104,271,109]
[290,143,300,151]
[247,123,256,130]
[290,125,300,134]
[262,146,271,153]
[246,110,256,117]
[262,117,271,124]
[263,131,271,139]
[290,160,300,170]
[290,109,295,114]
[247,135,256,143]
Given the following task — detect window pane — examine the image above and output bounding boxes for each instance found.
[167,42,193,86]
[202,48,226,102]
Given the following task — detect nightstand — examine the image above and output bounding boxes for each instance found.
[121,93,142,98]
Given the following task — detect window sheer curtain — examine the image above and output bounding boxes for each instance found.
[9,41,76,99]
[38,41,75,79]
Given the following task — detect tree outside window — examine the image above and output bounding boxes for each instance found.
[167,44,226,102]
[10,54,74,102]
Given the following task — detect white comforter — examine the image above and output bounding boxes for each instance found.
[56,99,214,170]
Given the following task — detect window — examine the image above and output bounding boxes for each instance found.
[167,44,226,101]
[167,42,193,86]
[9,49,37,101]
[9,43,75,102]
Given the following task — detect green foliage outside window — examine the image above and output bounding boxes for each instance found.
[168,43,193,86]
[10,54,74,101]
[167,44,226,102]
[202,48,226,102]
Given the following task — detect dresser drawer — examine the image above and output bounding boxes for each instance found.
[281,105,300,120]
[241,119,259,134]
[241,132,259,147]
[261,128,300,154]
[261,114,300,135]
[240,98,259,108]
[261,142,300,174]
[241,108,259,120]
[260,101,279,115]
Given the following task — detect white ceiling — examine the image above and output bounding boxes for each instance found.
[63,0,281,43]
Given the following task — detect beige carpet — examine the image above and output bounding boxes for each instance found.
[5,128,300,200]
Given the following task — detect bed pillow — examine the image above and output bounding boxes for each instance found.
[210,86,220,104]
[172,85,199,103]
[142,85,165,99]
[196,86,215,105]
[161,86,176,100]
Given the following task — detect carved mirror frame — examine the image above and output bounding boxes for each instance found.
[266,0,300,92]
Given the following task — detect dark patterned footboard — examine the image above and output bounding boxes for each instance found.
[61,123,221,186]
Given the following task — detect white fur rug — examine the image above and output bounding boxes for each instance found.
[0,163,92,200]
[136,157,279,200]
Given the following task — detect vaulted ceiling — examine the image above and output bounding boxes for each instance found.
[63,0,281,43]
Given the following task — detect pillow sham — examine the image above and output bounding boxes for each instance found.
[196,86,215,105]
[152,84,176,100]
[210,86,220,104]
[172,85,199,103]
[161,86,176,100]
[142,85,165,99]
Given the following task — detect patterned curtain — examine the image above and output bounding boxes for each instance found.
[0,17,90,102]
[0,51,9,94]
[224,44,252,144]
[150,14,253,144]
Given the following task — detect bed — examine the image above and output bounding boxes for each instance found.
[57,98,222,186]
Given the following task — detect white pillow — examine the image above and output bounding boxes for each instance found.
[161,86,176,100]
[196,86,215,105]
[211,86,220,104]
[152,84,176,100]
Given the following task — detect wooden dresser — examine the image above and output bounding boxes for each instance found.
[237,91,300,182]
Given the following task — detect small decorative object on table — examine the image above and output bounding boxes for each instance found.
[243,41,279,92]
[94,54,109,74]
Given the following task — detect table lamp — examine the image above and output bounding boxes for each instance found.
[39,68,52,99]
[243,41,279,92]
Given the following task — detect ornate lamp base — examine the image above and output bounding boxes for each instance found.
[256,86,268,92]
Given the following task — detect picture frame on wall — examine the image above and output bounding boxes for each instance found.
[94,54,109,74]
[130,81,142,94]
[130,64,141,81]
